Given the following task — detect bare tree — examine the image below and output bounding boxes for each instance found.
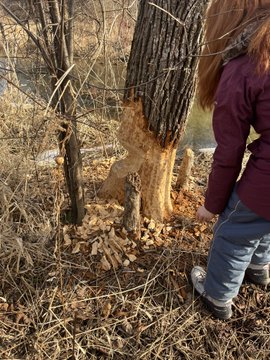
[100,0,209,221]
[0,0,85,224]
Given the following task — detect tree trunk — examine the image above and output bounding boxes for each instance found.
[100,0,209,221]
[48,0,85,225]
[25,0,85,224]
[9,0,85,225]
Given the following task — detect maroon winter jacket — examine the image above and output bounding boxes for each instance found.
[204,54,270,221]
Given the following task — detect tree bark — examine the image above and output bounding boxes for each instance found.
[100,0,209,221]
[22,0,85,224]
[1,1,85,223]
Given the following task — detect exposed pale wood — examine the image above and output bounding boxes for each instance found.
[99,101,176,222]
[176,147,194,190]
[122,172,141,239]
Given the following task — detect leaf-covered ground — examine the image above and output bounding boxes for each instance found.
[1,151,270,359]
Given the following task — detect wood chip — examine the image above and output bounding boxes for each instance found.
[100,255,111,271]
[148,220,156,231]
[123,259,130,267]
[91,241,99,256]
[127,254,137,262]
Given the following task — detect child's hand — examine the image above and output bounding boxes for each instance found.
[196,205,215,222]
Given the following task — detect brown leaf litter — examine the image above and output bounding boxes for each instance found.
[1,151,270,359]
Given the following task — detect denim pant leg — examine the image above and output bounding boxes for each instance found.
[204,189,270,302]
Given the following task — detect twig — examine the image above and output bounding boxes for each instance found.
[148,2,185,26]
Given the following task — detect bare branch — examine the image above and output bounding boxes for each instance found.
[148,2,185,26]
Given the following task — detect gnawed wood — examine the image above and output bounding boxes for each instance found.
[176,148,194,190]
[122,172,141,240]
[100,1,209,221]
[99,101,176,222]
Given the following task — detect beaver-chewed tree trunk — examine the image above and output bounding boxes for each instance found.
[100,0,209,221]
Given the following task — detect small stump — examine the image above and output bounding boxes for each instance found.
[122,172,141,240]
[176,148,194,190]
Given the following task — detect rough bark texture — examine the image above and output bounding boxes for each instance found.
[2,0,85,225]
[124,0,209,147]
[122,172,141,239]
[48,0,84,225]
[100,0,209,221]
[32,0,84,224]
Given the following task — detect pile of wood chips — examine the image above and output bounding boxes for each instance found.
[64,201,173,271]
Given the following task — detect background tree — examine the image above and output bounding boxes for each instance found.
[0,0,85,224]
[100,0,210,221]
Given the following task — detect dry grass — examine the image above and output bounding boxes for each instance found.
[0,132,270,358]
[0,1,269,359]
[1,230,270,359]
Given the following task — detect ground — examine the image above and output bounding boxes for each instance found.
[0,151,270,359]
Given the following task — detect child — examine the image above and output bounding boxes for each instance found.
[191,0,270,320]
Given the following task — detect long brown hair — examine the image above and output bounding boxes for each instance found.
[198,0,270,110]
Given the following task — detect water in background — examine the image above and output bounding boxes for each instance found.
[4,58,215,150]
[181,103,215,151]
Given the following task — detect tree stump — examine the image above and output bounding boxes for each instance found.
[176,148,194,190]
[122,172,141,240]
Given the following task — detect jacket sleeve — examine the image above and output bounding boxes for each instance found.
[204,61,253,214]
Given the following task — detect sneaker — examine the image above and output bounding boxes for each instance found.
[245,263,270,286]
[191,266,233,320]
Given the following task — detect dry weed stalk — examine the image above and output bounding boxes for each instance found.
[0,84,61,273]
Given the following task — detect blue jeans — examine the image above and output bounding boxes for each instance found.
[204,187,270,302]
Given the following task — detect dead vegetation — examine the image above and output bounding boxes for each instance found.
[0,1,269,359]
[1,121,270,359]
